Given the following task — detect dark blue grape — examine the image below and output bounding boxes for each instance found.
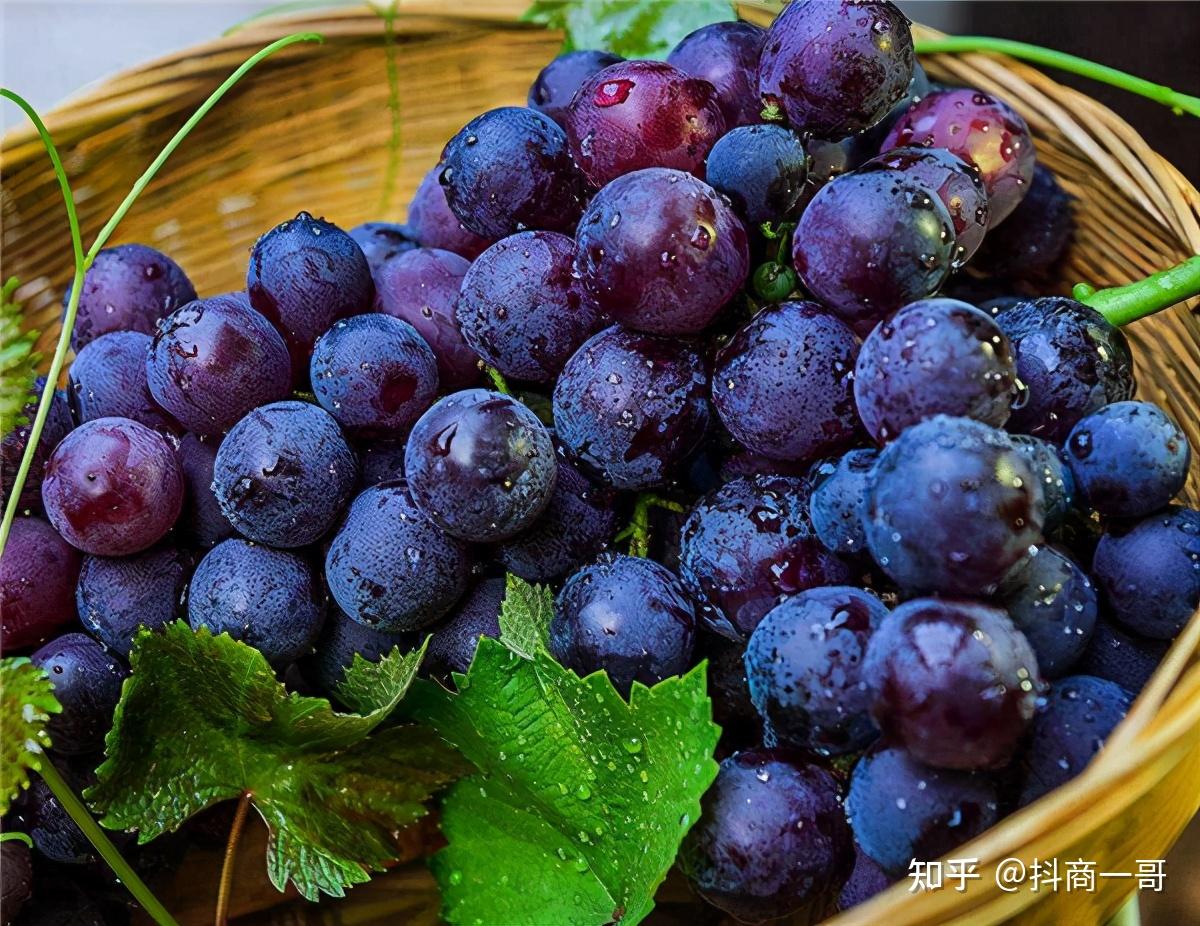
[31,633,128,754]
[76,545,192,657]
[1079,618,1169,695]
[809,449,878,556]
[549,554,696,696]
[212,401,357,548]
[702,635,759,741]
[188,539,324,667]
[309,606,414,696]
[2,378,75,513]
[704,124,809,225]
[528,50,624,126]
[838,843,893,912]
[428,577,505,678]
[68,331,176,433]
[975,164,1074,278]
[0,516,81,651]
[347,221,418,279]
[668,21,766,129]
[177,433,235,549]
[325,481,471,632]
[405,167,492,260]
[1009,434,1075,531]
[24,768,117,865]
[746,586,888,755]
[354,438,406,490]
[1064,401,1190,518]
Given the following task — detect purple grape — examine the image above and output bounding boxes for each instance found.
[176,433,235,549]
[564,60,726,187]
[758,0,915,138]
[2,378,74,513]
[24,767,122,865]
[309,606,414,696]
[1064,401,1190,518]
[713,301,860,462]
[42,417,184,556]
[1092,505,1199,640]
[1017,675,1132,806]
[552,326,710,490]
[861,61,932,149]
[809,449,878,556]
[854,298,1019,442]
[64,243,196,350]
[679,475,854,640]
[793,171,956,335]
[188,539,325,667]
[212,401,356,548]
[846,744,1001,878]
[354,438,407,490]
[995,297,1135,443]
[1009,434,1075,532]
[440,107,588,238]
[347,221,418,279]
[668,21,766,129]
[860,147,990,266]
[718,448,812,482]
[575,168,749,335]
[32,633,128,754]
[246,212,375,375]
[528,49,624,126]
[703,635,759,740]
[549,554,696,696]
[838,843,893,911]
[745,586,888,755]
[325,481,471,632]
[863,416,1043,595]
[1079,618,1169,695]
[805,133,875,186]
[882,88,1036,225]
[704,124,810,224]
[373,247,479,390]
[427,577,505,678]
[456,231,600,384]
[67,331,176,433]
[405,167,492,260]
[976,165,1074,277]
[0,516,81,651]
[145,293,292,436]
[76,545,192,657]
[0,841,32,921]
[679,749,853,922]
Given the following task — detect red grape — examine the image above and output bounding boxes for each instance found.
[405,167,492,260]
[668,21,766,129]
[0,516,81,650]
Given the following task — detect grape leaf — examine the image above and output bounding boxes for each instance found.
[407,635,720,925]
[524,0,736,59]
[497,573,554,659]
[0,657,60,814]
[0,278,39,436]
[86,622,469,900]
[334,635,429,716]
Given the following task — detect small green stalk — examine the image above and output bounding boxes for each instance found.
[1079,255,1200,326]
[617,494,687,559]
[484,365,512,395]
[0,831,33,848]
[39,761,179,926]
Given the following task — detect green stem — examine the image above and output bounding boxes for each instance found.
[0,831,33,848]
[39,761,179,926]
[484,365,512,395]
[913,36,1200,117]
[1079,255,1200,326]
[620,494,686,558]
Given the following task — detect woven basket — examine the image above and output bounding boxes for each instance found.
[2,3,1198,924]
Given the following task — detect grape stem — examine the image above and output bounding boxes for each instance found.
[214,793,253,926]
[38,760,180,926]
[1078,255,1200,326]
[483,365,512,395]
[912,36,1200,117]
[616,494,686,558]
[0,831,33,848]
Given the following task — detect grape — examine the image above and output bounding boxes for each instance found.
[1016,675,1132,806]
[42,417,184,556]
[527,49,623,126]
[310,314,439,438]
[713,301,860,463]
[440,107,588,238]
[405,389,556,541]
[854,298,1019,442]
[667,21,766,129]
[745,586,888,755]
[309,606,414,697]
[549,554,697,696]
[863,61,932,147]
[863,416,1044,595]
[679,475,854,640]
[2,378,74,513]
[805,133,875,186]
[702,635,759,740]
[865,597,1041,769]
[64,243,196,350]
[246,212,375,375]
[996,545,1097,678]
[860,147,990,266]
[67,331,176,433]
[792,171,956,335]
[76,545,192,657]
[575,168,749,335]
[0,517,81,650]
[845,744,1001,878]
[145,293,292,436]
[995,297,1135,443]
[347,221,418,279]
[717,448,812,482]
[564,61,726,187]
[552,326,711,490]
[838,843,893,911]
[1009,434,1075,531]
[188,539,325,667]
[1064,401,1190,518]
[0,841,32,922]
[704,125,809,225]
[405,167,492,260]
[373,247,479,390]
[354,438,407,490]
[456,231,601,384]
[176,433,235,549]
[32,633,128,754]
[212,401,356,548]
[1091,505,1200,640]
[25,774,99,865]
[325,481,471,632]
[9,870,114,924]
[679,749,853,922]
[758,0,915,138]
[809,449,878,556]
[497,443,617,582]
[1079,618,1169,695]
[428,577,506,678]
[976,165,1074,277]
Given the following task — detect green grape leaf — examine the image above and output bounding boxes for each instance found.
[0,657,61,814]
[334,635,429,716]
[498,574,554,659]
[407,639,720,926]
[86,622,469,901]
[524,0,737,59]
[0,278,39,436]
